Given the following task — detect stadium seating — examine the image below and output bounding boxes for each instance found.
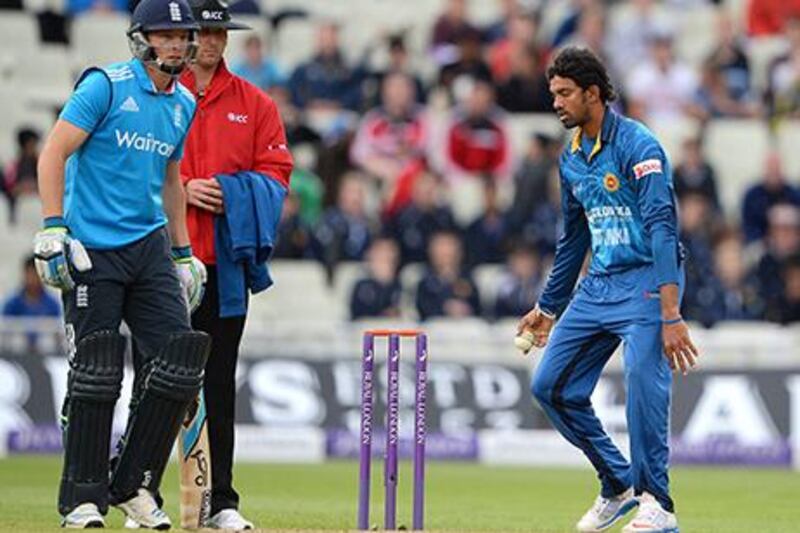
[71,13,133,70]
[704,119,771,216]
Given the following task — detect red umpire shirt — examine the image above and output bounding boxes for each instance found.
[179,60,294,263]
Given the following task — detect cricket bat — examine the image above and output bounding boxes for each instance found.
[178,392,212,529]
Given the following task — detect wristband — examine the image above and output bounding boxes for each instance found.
[536,304,556,321]
[662,317,682,325]
[171,245,192,261]
[43,216,67,229]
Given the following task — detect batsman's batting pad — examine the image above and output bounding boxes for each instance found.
[110,332,211,502]
[58,330,126,516]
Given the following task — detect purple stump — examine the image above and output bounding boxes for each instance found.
[358,333,375,530]
[384,333,400,530]
[413,334,428,530]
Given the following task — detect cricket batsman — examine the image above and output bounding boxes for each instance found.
[517,47,699,533]
[177,0,293,528]
[33,0,209,527]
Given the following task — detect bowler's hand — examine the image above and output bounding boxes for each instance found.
[662,319,699,375]
[516,305,555,354]
[186,178,224,214]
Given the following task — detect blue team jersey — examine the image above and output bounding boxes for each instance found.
[59,59,196,249]
[539,109,681,315]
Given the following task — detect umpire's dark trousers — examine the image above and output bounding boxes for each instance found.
[192,265,246,514]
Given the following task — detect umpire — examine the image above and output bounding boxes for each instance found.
[177,0,294,528]
[33,0,208,528]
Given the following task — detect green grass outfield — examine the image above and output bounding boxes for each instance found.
[1,457,798,532]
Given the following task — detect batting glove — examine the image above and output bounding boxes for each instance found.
[172,245,207,313]
[32,217,92,291]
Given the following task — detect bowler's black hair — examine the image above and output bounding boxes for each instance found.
[546,46,616,103]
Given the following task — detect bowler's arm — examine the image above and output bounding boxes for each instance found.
[634,143,699,373]
[537,170,591,317]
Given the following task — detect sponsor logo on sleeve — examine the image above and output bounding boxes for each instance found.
[633,158,663,180]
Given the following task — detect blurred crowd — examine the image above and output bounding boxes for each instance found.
[2,0,800,326]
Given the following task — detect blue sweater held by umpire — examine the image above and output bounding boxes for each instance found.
[214,172,286,317]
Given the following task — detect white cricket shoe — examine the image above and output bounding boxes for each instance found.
[62,502,105,528]
[207,509,254,530]
[115,489,171,530]
[576,487,638,532]
[622,492,679,533]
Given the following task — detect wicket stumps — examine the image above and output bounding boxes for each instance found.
[358,329,428,531]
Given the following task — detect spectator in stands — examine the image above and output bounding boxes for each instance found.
[273,191,311,259]
[494,243,542,319]
[679,193,718,326]
[312,174,374,266]
[774,254,800,323]
[287,20,365,111]
[444,79,512,182]
[551,0,597,47]
[747,0,800,36]
[488,11,541,83]
[2,255,61,351]
[673,136,721,212]
[350,72,428,190]
[507,132,560,234]
[66,0,127,15]
[768,45,800,120]
[607,0,664,76]
[289,162,324,227]
[387,172,457,265]
[438,27,493,96]
[766,16,800,115]
[741,151,800,243]
[709,229,762,323]
[754,205,800,322]
[483,0,523,43]
[2,127,40,224]
[430,0,479,66]
[563,5,608,61]
[350,238,402,320]
[705,12,753,109]
[364,34,426,107]
[271,87,321,147]
[626,27,699,126]
[3,254,61,318]
[694,58,761,120]
[231,35,285,92]
[415,230,481,320]
[464,176,508,266]
[496,43,552,113]
[513,163,561,256]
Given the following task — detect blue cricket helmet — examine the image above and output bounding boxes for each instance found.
[127,0,200,76]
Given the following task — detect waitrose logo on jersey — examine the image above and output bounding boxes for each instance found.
[115,129,176,157]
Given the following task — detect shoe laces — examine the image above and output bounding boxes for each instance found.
[588,495,613,518]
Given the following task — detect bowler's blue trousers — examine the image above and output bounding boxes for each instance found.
[532,265,682,512]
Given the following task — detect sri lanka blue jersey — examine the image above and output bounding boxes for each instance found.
[59,59,196,249]
[538,109,681,316]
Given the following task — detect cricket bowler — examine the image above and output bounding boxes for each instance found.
[518,47,699,533]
